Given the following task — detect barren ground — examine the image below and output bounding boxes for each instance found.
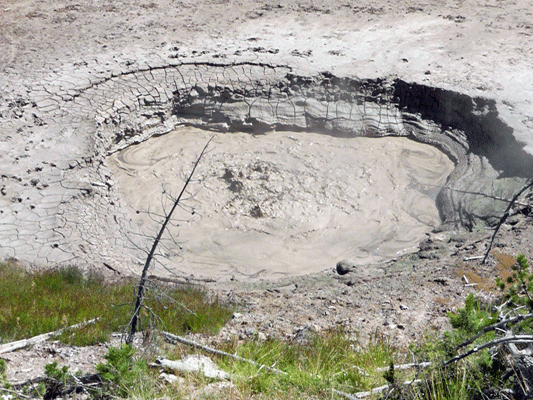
[1,0,533,387]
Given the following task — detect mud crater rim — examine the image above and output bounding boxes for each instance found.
[92,66,533,278]
[4,61,532,274]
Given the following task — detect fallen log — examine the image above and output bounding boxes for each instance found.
[160,330,287,375]
[0,318,99,354]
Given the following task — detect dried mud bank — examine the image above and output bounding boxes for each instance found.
[1,60,532,273]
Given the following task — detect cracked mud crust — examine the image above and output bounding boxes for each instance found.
[1,0,533,387]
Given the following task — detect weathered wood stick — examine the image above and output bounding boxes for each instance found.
[160,330,287,375]
[0,318,99,354]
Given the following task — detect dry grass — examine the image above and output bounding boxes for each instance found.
[454,263,493,292]
[492,251,516,286]
[454,251,517,294]
[434,297,451,307]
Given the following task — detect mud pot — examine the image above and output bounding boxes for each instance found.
[108,127,454,280]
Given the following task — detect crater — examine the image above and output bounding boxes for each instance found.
[84,65,533,279]
[4,62,532,275]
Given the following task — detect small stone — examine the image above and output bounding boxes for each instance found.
[232,312,243,320]
[244,327,256,337]
[434,277,449,286]
[336,259,355,275]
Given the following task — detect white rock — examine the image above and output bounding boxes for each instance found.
[156,355,230,380]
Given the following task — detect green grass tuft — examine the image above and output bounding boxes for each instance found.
[0,261,233,346]
[216,328,398,398]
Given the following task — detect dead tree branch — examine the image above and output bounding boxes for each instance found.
[160,330,287,375]
[0,387,31,399]
[0,318,99,354]
[126,136,214,344]
[444,335,533,365]
[456,313,533,350]
[482,179,533,264]
[375,362,432,372]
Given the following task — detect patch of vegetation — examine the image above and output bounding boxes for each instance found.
[493,251,518,288]
[44,361,73,385]
[97,344,152,398]
[496,253,533,310]
[405,254,533,400]
[0,260,233,346]
[214,328,398,398]
[407,295,502,400]
[3,255,533,400]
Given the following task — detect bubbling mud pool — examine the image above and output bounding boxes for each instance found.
[107,127,454,280]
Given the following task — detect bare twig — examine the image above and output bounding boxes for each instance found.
[69,373,90,396]
[446,186,531,207]
[376,362,432,372]
[482,179,533,264]
[444,335,533,365]
[160,330,287,375]
[0,387,31,399]
[463,256,484,261]
[333,365,370,377]
[126,136,214,344]
[456,313,533,349]
[10,373,102,391]
[145,280,197,315]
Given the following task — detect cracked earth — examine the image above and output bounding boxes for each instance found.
[1,0,533,386]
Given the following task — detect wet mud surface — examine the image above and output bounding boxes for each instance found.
[108,127,454,280]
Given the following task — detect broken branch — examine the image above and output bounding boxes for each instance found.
[0,318,99,354]
[456,312,533,349]
[160,330,287,375]
[126,136,214,344]
[444,335,533,365]
[482,179,533,264]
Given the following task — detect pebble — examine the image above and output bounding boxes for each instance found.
[336,259,356,275]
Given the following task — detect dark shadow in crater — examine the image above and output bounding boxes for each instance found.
[394,80,533,179]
